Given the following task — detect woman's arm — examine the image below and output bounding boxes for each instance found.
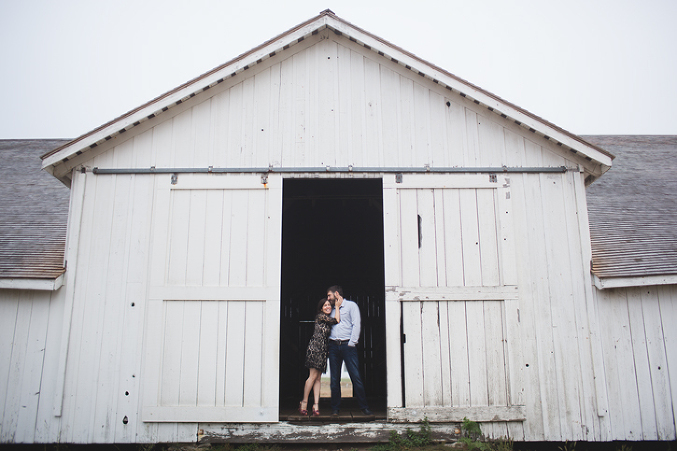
[334,298,342,324]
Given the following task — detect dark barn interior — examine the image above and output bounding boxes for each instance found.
[278,178,387,416]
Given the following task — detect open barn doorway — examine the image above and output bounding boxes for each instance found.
[279,178,386,419]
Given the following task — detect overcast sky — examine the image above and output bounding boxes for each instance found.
[1,0,675,139]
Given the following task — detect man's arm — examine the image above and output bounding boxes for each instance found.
[349,302,361,346]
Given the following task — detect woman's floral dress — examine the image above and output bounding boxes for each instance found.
[304,313,338,373]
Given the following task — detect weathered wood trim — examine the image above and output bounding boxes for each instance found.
[169,174,272,190]
[199,421,462,443]
[52,169,87,416]
[143,406,278,423]
[388,406,526,423]
[594,274,677,290]
[148,286,279,301]
[386,286,519,302]
[0,275,64,291]
[383,173,506,189]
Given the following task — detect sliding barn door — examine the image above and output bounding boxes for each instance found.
[383,173,524,423]
[142,174,282,422]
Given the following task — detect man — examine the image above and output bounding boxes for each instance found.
[327,285,372,416]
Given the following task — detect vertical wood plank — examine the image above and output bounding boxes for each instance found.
[197,301,219,407]
[627,288,658,439]
[178,302,201,407]
[399,189,419,288]
[464,109,479,166]
[167,190,190,285]
[228,191,249,286]
[11,294,51,443]
[442,189,464,287]
[402,301,424,406]
[246,190,266,287]
[421,302,442,406]
[460,189,481,286]
[350,51,366,165]
[253,68,272,167]
[438,301,452,406]
[279,58,294,167]
[224,301,246,406]
[160,301,184,406]
[211,90,230,168]
[1,292,32,442]
[466,301,488,406]
[192,99,212,168]
[240,76,255,167]
[215,301,229,407]
[227,82,244,168]
[363,57,383,166]
[171,109,194,168]
[641,288,674,440]
[429,91,447,167]
[243,301,264,407]
[448,301,470,407]
[186,190,207,286]
[658,286,677,439]
[203,190,225,286]
[336,43,353,165]
[445,99,466,167]
[417,189,437,287]
[398,77,414,167]
[476,189,500,286]
[412,82,430,166]
[380,66,399,167]
[433,190,448,287]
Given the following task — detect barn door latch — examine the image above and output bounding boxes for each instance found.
[489,174,497,183]
[396,173,403,183]
[261,174,268,184]
[171,173,178,185]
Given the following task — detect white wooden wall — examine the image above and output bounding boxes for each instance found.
[383,173,524,440]
[594,285,677,441]
[3,28,675,444]
[143,174,281,423]
[82,30,584,174]
[0,288,64,443]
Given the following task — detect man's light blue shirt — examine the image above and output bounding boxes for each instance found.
[329,299,361,346]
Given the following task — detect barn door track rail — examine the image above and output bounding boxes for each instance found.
[90,165,571,175]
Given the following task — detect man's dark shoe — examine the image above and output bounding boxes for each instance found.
[332,410,340,415]
[361,408,373,415]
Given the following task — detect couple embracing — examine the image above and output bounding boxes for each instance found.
[299,285,372,417]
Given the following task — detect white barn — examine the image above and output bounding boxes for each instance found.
[2,10,676,445]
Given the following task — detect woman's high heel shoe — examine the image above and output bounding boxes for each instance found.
[298,401,308,415]
[312,404,320,416]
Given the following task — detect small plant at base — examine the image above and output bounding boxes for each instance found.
[461,417,482,439]
[558,441,576,451]
[492,437,513,451]
[370,417,432,451]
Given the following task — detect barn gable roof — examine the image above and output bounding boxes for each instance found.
[41,9,613,185]
[584,135,677,288]
[0,139,70,288]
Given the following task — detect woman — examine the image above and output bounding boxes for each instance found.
[299,297,342,416]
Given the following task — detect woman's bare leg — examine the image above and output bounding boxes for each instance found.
[302,368,321,411]
[312,375,322,408]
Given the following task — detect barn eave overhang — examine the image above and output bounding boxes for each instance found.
[0,273,65,291]
[41,10,613,184]
[593,273,677,290]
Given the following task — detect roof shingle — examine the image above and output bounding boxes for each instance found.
[0,139,70,279]
[584,135,677,279]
